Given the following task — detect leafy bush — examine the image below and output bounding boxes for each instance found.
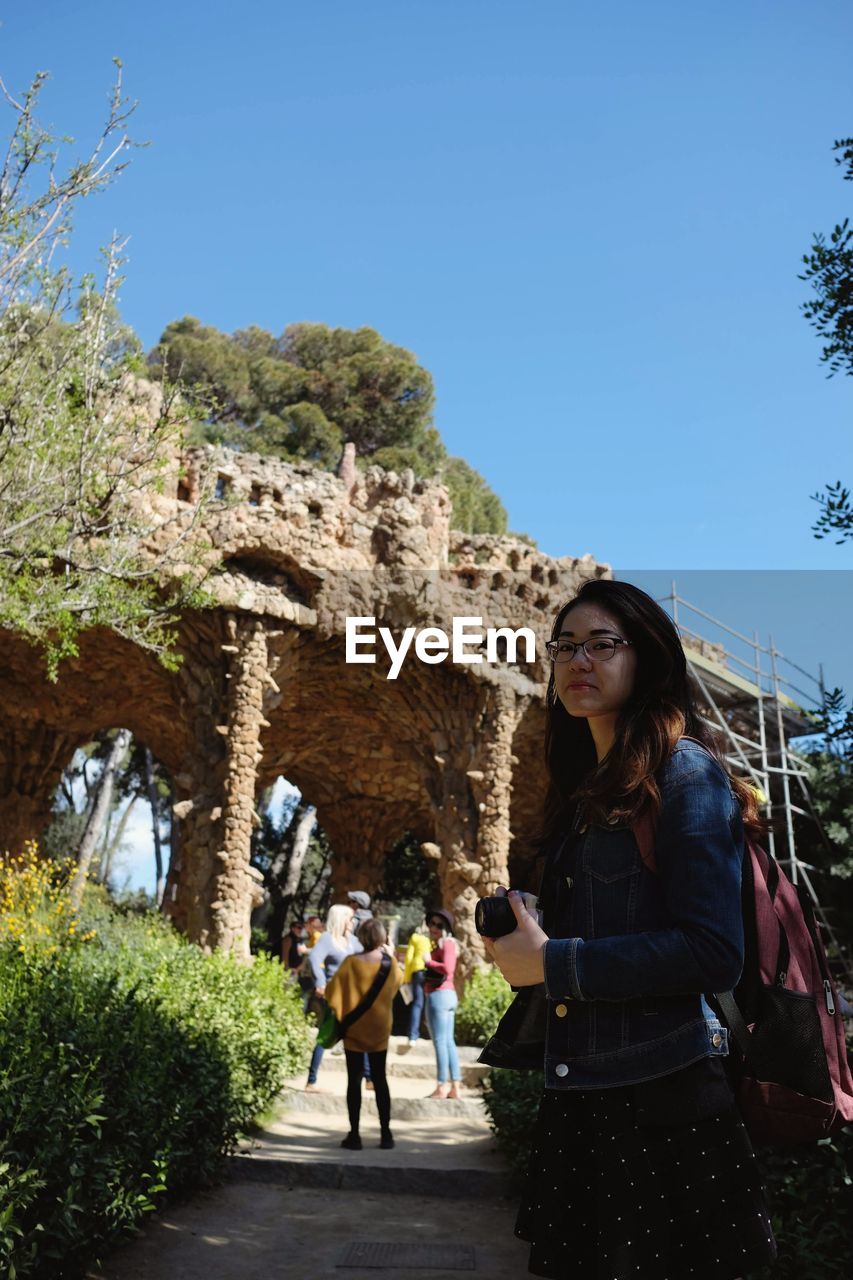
[0,862,311,1279]
[755,1129,853,1279]
[481,1067,543,1176]
[456,964,514,1047]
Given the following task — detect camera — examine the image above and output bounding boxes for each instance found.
[474,892,540,938]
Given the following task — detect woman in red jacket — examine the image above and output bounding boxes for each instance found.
[423,908,462,1100]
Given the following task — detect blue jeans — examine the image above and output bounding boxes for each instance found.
[307,1040,324,1084]
[408,970,426,1042]
[426,988,460,1083]
[307,1032,369,1085]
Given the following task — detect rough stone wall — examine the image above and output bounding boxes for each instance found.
[0,429,615,977]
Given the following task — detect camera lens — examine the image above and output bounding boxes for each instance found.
[474,895,518,938]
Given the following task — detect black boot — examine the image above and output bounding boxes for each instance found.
[341,1132,362,1150]
[379,1129,394,1149]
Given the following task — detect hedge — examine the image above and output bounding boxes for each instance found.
[0,860,311,1279]
[455,964,514,1047]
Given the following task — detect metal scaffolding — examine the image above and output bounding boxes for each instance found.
[660,582,853,986]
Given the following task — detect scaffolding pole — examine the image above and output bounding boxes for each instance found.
[656,582,853,988]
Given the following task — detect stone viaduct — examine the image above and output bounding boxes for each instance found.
[0,440,612,970]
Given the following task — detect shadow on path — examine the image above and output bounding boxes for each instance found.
[86,1181,529,1280]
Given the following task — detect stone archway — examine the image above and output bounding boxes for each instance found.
[0,438,611,970]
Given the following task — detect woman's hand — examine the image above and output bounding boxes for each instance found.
[315,986,326,998]
[483,889,549,986]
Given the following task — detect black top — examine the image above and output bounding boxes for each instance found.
[286,933,303,969]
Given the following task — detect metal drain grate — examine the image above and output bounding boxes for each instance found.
[337,1242,476,1270]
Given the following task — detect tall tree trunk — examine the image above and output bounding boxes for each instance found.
[97,794,138,886]
[279,803,317,918]
[144,746,165,905]
[71,728,131,907]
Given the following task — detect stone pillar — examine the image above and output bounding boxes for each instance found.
[428,681,521,984]
[209,616,268,955]
[167,614,268,958]
[0,721,79,855]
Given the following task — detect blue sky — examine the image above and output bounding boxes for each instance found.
[3,4,852,889]
[3,2,850,564]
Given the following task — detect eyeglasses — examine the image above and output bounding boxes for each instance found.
[545,637,632,663]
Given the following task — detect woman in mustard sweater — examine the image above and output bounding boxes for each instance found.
[325,917,402,1150]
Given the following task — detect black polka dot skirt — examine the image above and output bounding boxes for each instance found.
[515,1070,777,1279]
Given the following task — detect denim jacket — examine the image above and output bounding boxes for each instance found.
[541,738,745,1090]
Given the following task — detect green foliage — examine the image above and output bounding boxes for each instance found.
[151,318,436,464]
[792,689,853,955]
[755,1130,853,1279]
[0,66,217,678]
[455,964,514,1047]
[250,796,333,951]
[150,317,511,534]
[507,529,538,548]
[800,136,853,543]
[373,832,440,941]
[800,204,853,381]
[439,456,508,536]
[0,887,310,1278]
[481,1067,543,1176]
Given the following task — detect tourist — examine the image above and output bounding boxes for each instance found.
[281,918,307,973]
[423,908,462,1100]
[346,890,375,1086]
[304,903,355,1092]
[347,889,373,927]
[401,920,431,1046]
[483,578,778,1278]
[297,916,324,1011]
[324,917,401,1150]
[305,914,324,947]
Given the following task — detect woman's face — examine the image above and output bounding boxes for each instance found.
[427,916,444,941]
[552,601,638,722]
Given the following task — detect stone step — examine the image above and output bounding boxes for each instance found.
[231,1103,511,1199]
[386,1034,485,1063]
[282,1074,487,1122]
[318,1049,489,1086]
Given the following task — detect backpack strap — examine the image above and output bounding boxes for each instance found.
[337,952,392,1036]
[629,736,721,875]
[631,807,658,874]
[714,989,752,1058]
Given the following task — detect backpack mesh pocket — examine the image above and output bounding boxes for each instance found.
[746,985,833,1102]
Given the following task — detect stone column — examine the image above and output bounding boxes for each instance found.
[428,680,521,984]
[0,721,79,855]
[209,616,268,955]
[167,614,268,958]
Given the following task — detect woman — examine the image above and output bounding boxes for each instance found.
[484,578,777,1280]
[325,917,401,1149]
[304,903,356,1093]
[402,920,431,1046]
[423,908,462,1100]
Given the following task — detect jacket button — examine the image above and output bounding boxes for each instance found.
[555,1003,568,1018]
[711,1032,723,1047]
[555,1063,569,1077]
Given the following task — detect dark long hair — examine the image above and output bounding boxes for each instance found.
[538,579,768,845]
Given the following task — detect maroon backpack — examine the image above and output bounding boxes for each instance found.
[631,741,853,1146]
